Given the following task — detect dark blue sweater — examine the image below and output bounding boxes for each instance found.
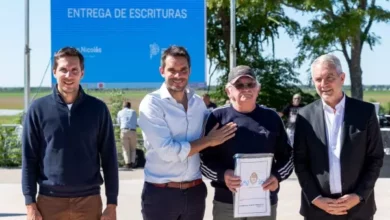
[22,86,119,205]
[200,104,293,205]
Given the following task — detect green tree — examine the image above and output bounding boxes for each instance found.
[207,0,315,109]
[108,90,126,166]
[284,0,390,100]
[0,127,22,167]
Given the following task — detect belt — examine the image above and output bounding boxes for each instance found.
[149,179,203,190]
[122,128,136,131]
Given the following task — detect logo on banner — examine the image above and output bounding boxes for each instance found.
[149,43,160,59]
[149,43,167,59]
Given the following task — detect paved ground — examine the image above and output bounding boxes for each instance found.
[0,168,389,220]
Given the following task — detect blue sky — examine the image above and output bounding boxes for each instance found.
[0,1,389,87]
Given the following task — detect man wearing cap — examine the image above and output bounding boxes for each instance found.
[200,65,294,220]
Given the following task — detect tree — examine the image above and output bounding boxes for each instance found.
[207,0,316,109]
[284,0,390,100]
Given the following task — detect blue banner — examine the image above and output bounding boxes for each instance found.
[51,0,206,89]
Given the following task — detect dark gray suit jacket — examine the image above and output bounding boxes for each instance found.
[293,96,384,219]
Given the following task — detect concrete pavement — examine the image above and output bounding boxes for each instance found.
[0,168,389,220]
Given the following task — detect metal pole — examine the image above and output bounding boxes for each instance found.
[229,0,236,70]
[24,0,31,113]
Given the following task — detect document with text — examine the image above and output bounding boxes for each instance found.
[233,153,274,218]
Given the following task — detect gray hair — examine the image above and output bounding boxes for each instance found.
[310,54,343,76]
[293,93,301,98]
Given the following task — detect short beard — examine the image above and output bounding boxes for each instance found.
[166,79,187,92]
[168,86,185,93]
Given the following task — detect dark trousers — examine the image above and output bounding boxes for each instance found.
[141,181,207,220]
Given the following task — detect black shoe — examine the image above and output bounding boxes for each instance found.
[130,162,136,169]
[124,164,132,169]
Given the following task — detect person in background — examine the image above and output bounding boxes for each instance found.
[117,101,138,169]
[279,93,305,146]
[294,54,384,220]
[200,65,293,220]
[203,93,218,111]
[138,45,237,220]
[22,47,118,220]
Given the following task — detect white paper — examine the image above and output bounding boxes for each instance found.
[233,154,273,218]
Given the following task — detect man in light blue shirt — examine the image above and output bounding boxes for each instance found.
[138,45,237,220]
[117,101,138,169]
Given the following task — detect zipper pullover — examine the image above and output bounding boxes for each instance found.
[22,85,119,205]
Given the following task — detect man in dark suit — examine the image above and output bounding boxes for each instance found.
[294,54,384,220]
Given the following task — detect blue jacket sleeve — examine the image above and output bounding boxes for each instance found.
[199,113,226,182]
[98,103,119,205]
[21,104,40,205]
[271,113,294,182]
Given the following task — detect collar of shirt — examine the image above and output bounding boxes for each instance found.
[322,93,346,114]
[160,83,195,101]
[138,83,207,183]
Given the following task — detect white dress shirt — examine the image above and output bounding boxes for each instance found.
[322,94,346,194]
[138,83,209,183]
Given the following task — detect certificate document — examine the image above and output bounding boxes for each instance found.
[233,153,274,218]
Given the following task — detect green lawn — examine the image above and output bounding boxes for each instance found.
[1,89,390,128]
[0,90,152,109]
[302,90,390,103]
[0,116,20,124]
[0,90,151,98]
[0,89,389,111]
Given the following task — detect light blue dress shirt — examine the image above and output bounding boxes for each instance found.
[138,83,209,183]
[117,108,137,130]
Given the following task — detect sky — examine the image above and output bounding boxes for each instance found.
[0,1,389,88]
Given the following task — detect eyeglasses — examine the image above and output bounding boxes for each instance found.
[233,82,257,90]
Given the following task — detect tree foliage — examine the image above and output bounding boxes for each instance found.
[283,0,390,100]
[0,127,22,167]
[207,0,316,110]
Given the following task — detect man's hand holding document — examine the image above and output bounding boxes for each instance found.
[230,153,274,218]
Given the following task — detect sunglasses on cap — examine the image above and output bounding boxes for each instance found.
[233,82,257,90]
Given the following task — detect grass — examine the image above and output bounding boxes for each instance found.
[0,90,152,109]
[0,116,20,124]
[302,90,390,113]
[1,89,390,112]
[342,90,390,105]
